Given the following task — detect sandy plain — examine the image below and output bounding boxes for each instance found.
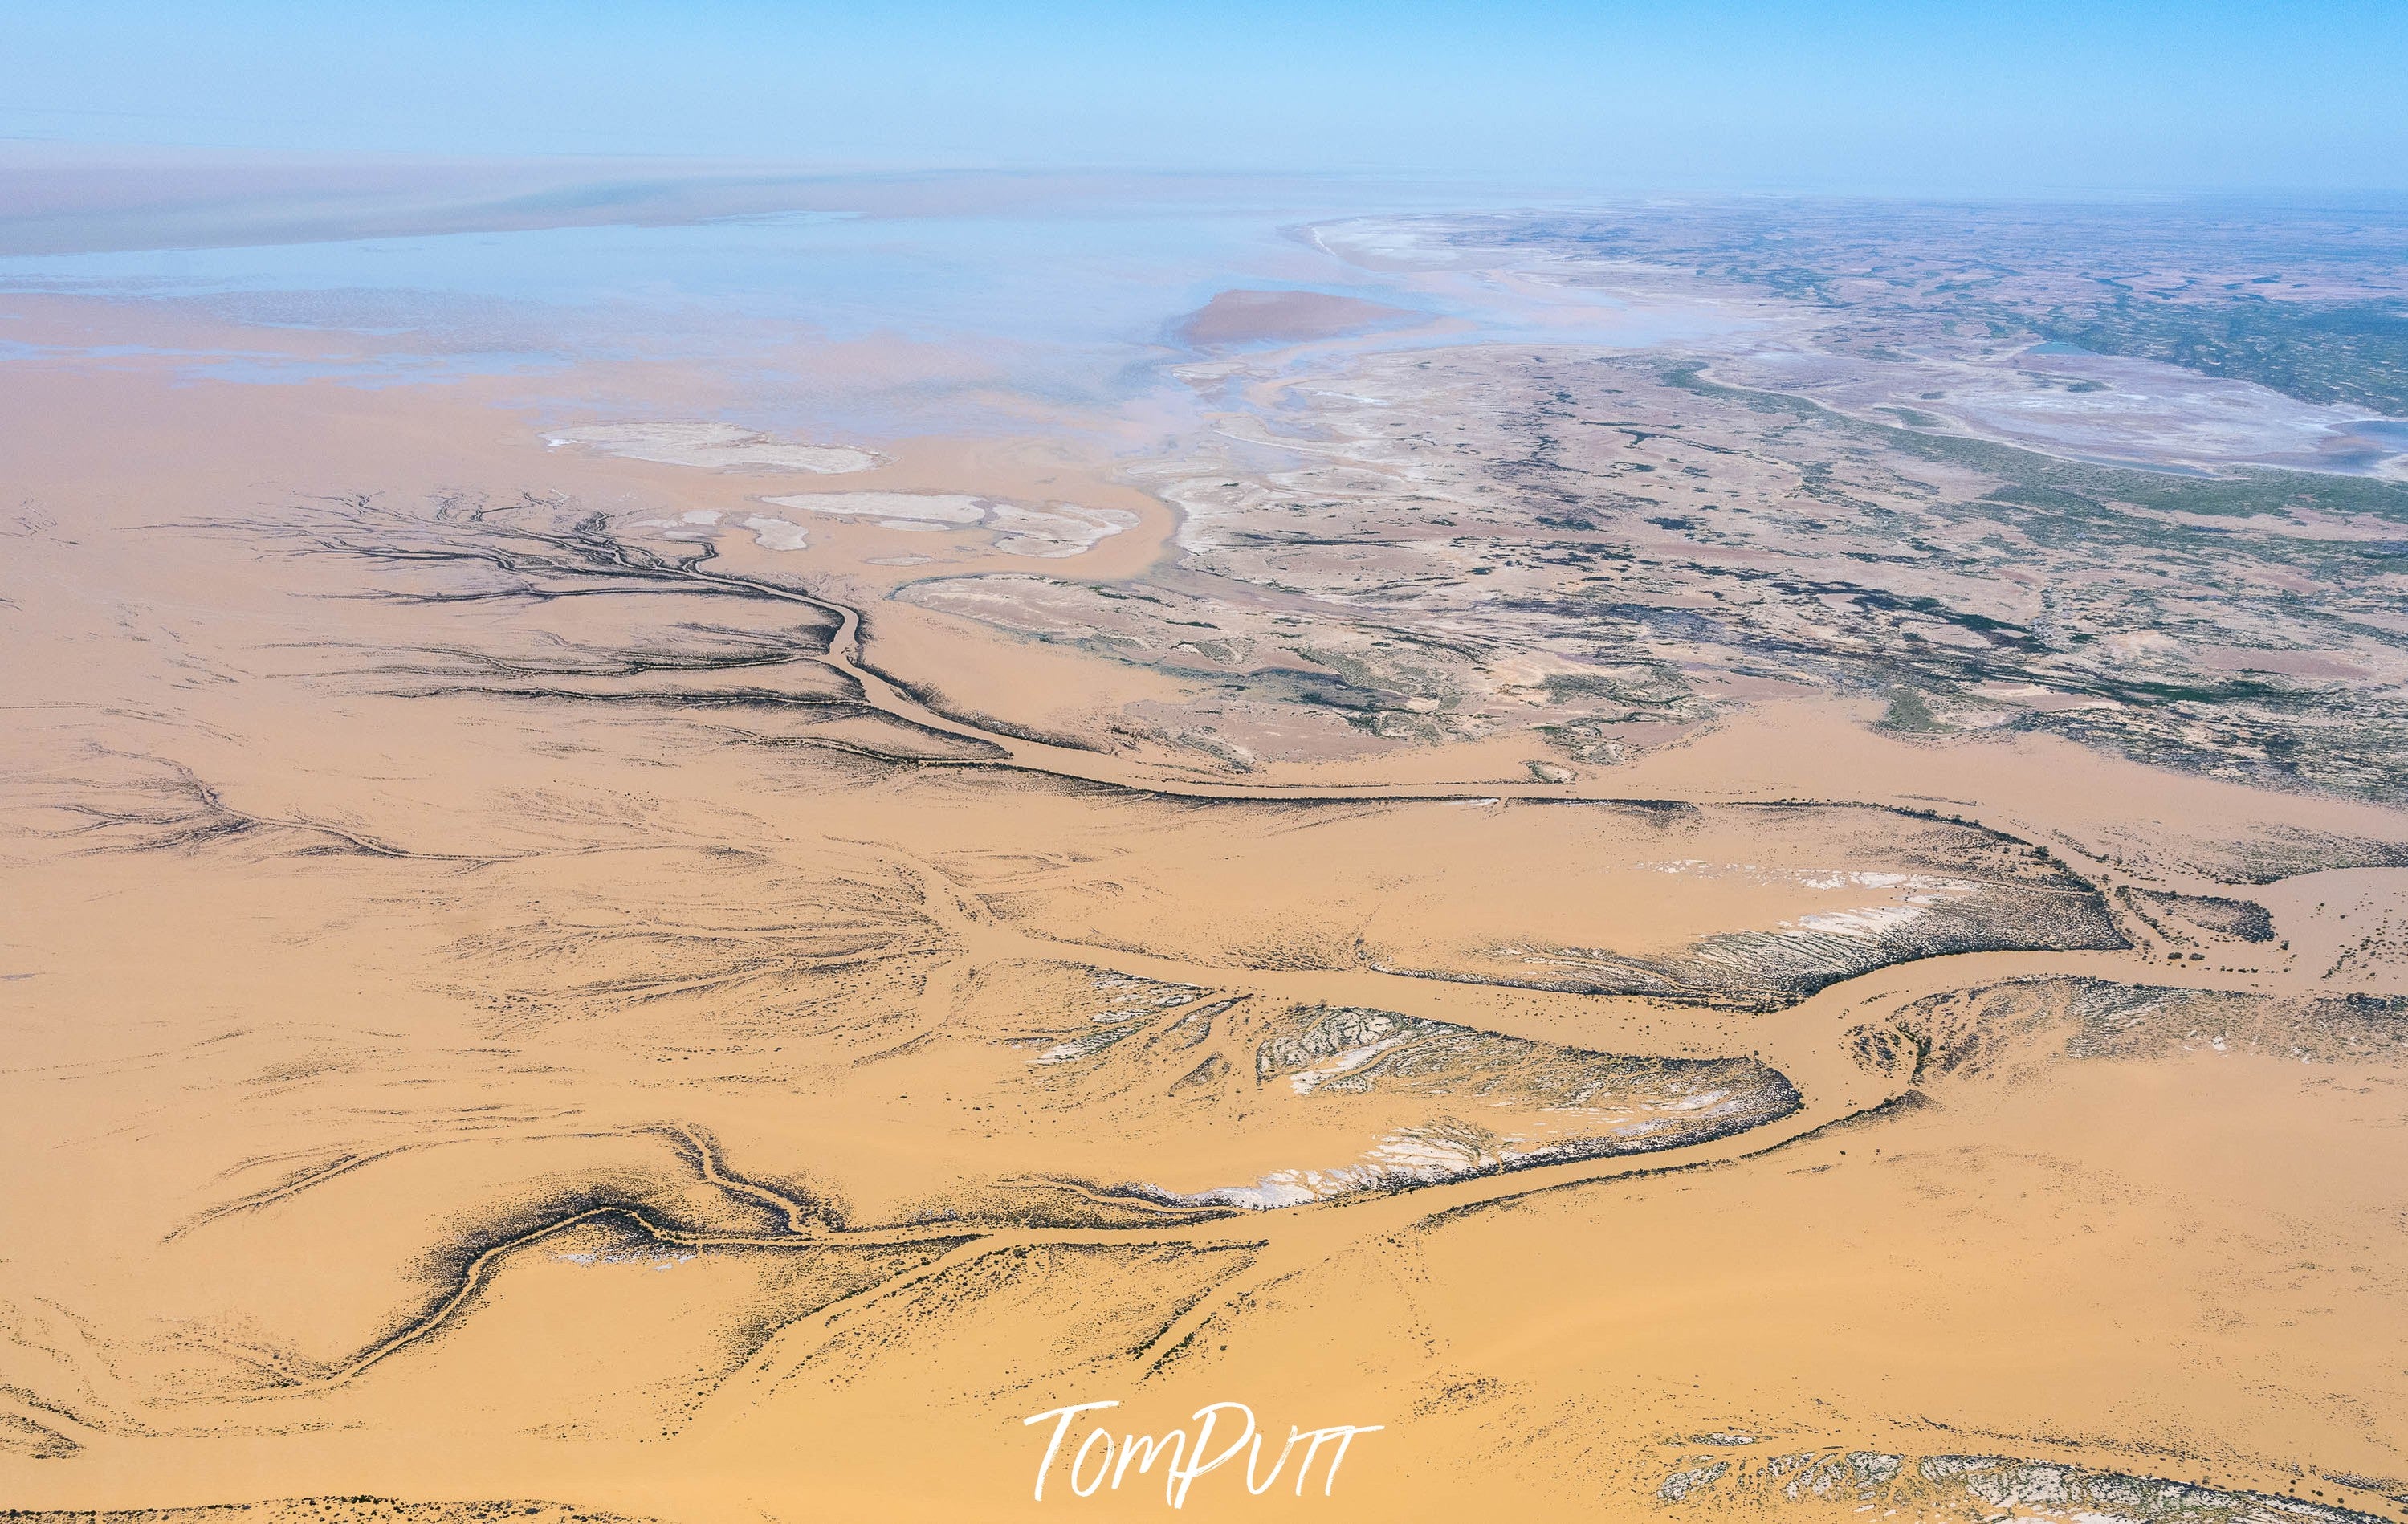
[2,192,2407,1524]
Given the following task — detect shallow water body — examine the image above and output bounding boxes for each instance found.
[0,188,1754,438]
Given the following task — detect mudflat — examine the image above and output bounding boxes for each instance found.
[3,183,2407,1524]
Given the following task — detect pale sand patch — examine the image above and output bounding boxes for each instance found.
[544,421,885,473]
[620,507,723,541]
[739,515,808,551]
[764,491,992,524]
[764,491,1138,556]
[987,501,1139,557]
[621,507,811,553]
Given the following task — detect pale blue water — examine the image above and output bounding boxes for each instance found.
[0,198,1436,429]
[0,210,1290,345]
[0,186,1747,438]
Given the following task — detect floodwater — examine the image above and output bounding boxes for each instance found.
[5,172,2406,1524]
[0,188,1761,437]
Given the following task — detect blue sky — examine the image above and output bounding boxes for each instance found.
[6,1,2405,194]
